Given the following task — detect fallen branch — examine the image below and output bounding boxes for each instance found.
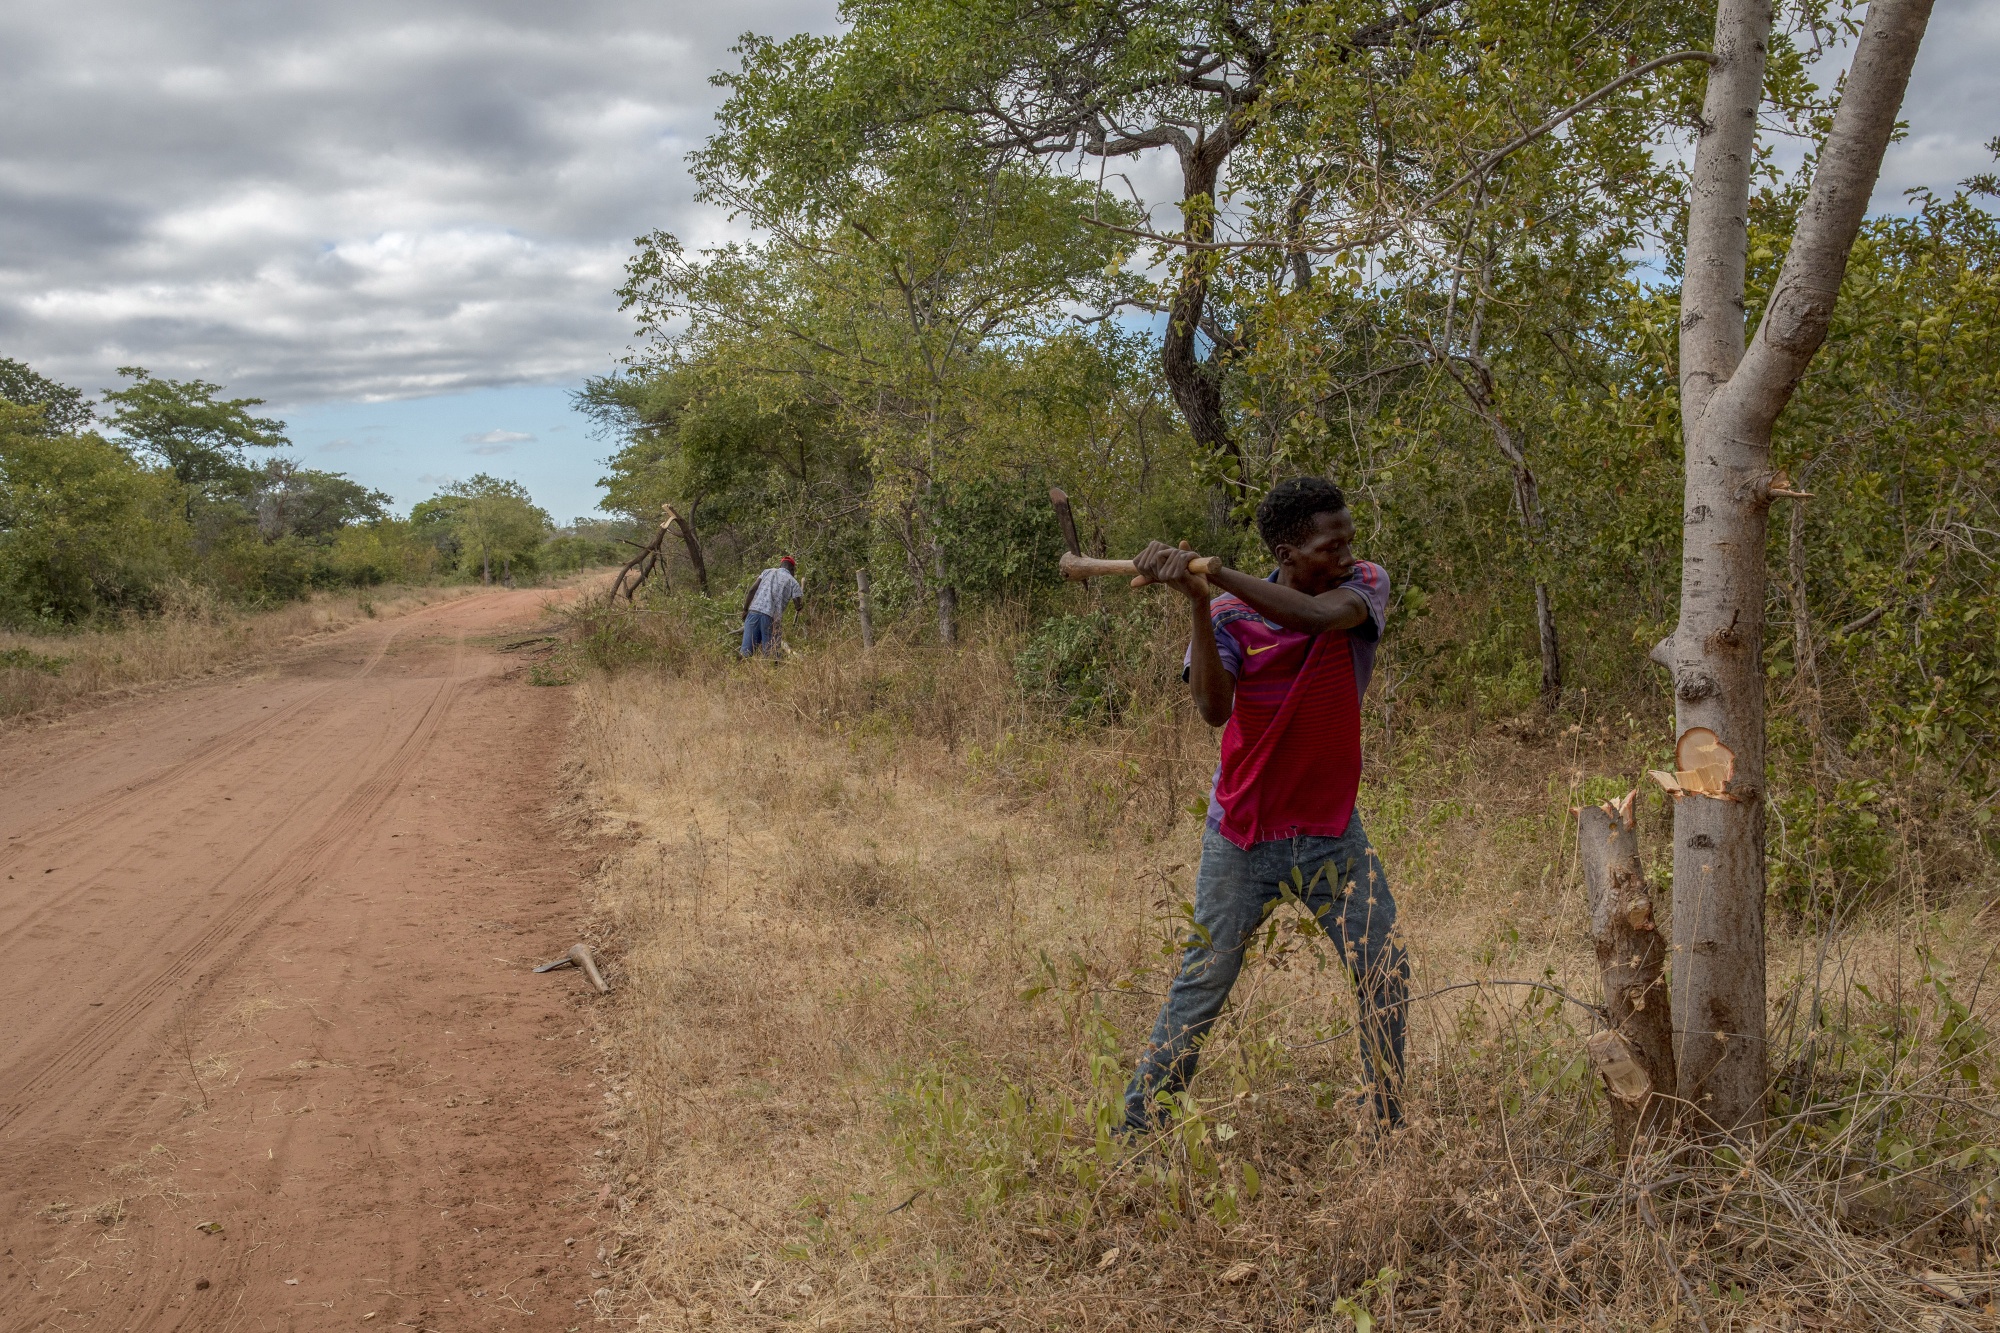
[534,943,611,994]
[1836,604,1890,637]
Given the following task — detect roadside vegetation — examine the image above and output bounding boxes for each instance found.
[568,588,1998,1329]
[0,359,632,634]
[561,0,1998,1325]
[0,581,476,722]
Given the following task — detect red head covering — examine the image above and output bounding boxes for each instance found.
[780,554,796,569]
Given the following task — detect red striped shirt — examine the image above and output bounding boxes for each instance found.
[1203,562,1387,848]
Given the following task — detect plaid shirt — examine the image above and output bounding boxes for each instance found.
[747,567,804,618]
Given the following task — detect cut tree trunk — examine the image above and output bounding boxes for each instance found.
[1578,792,1676,1156]
[1659,0,1933,1134]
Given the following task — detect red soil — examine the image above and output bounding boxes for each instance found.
[0,588,612,1331]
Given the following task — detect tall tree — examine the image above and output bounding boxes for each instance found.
[703,0,1470,506]
[414,475,550,585]
[100,368,288,499]
[1657,0,1934,1133]
[246,459,393,541]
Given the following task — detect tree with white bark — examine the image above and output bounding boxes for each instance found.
[1656,0,1934,1135]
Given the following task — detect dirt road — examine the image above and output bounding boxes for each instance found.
[0,589,611,1331]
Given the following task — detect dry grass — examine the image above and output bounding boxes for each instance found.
[0,580,476,723]
[568,597,2000,1331]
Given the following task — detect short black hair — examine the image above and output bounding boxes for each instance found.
[1255,476,1347,551]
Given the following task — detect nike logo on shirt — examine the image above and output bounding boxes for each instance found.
[1245,643,1277,655]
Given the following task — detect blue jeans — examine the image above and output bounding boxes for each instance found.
[1124,818,1409,1131]
[739,611,774,657]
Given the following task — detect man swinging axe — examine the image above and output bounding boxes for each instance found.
[1070,478,1409,1134]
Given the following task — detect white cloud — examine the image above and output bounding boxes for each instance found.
[463,429,535,445]
[0,0,1987,419]
[0,0,840,406]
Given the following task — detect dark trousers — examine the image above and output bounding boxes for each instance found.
[1124,818,1408,1130]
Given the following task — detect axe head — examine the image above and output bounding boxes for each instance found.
[1049,487,1082,557]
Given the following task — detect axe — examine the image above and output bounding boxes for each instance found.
[1058,552,1222,582]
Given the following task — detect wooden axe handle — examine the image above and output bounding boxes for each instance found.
[1059,552,1220,581]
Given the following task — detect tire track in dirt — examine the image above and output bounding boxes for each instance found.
[0,620,409,883]
[0,587,609,1331]
[0,668,463,1136]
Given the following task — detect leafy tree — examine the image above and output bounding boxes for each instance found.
[100,367,288,499]
[247,459,393,541]
[412,475,550,584]
[0,358,94,434]
[702,0,1400,494]
[0,403,187,623]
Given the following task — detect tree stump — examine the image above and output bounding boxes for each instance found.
[1578,791,1676,1155]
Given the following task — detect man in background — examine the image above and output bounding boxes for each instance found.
[739,554,804,658]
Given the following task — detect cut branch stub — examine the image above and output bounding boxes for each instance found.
[1586,1030,1652,1105]
[1648,726,1737,800]
[1577,791,1676,1155]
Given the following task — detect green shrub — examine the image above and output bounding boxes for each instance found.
[1013,607,1160,721]
[0,407,190,625]
[0,646,67,675]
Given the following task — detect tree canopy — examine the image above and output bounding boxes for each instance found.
[101,367,290,498]
[585,0,1996,919]
[0,358,599,623]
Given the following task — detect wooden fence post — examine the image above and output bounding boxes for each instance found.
[856,569,874,650]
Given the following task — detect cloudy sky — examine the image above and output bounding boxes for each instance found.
[1,1,1992,520]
